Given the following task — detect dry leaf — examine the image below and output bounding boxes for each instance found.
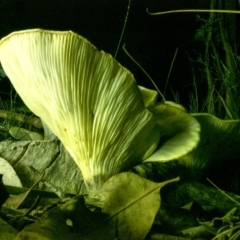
[16,207,76,240]
[95,172,179,240]
[0,217,18,240]
[3,173,44,209]
[0,157,22,187]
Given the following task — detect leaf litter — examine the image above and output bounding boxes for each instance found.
[1,172,179,239]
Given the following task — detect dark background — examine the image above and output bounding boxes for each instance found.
[0,0,239,109]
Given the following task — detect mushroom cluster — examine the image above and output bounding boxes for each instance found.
[0,29,200,194]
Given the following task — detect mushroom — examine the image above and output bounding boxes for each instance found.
[179,113,240,171]
[0,29,200,194]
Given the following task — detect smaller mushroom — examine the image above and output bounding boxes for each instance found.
[179,113,240,169]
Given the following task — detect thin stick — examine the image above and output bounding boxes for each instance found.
[114,0,131,58]
[122,44,166,101]
[0,110,43,128]
[164,47,178,96]
[147,9,240,16]
[207,178,240,207]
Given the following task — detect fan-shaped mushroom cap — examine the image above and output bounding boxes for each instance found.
[0,29,159,192]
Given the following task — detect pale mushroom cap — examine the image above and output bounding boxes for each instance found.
[0,29,159,192]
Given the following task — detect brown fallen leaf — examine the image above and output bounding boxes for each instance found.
[15,206,77,240]
[16,196,112,240]
[93,172,180,240]
[0,217,18,240]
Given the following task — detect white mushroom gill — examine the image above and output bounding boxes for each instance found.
[0,29,160,193]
